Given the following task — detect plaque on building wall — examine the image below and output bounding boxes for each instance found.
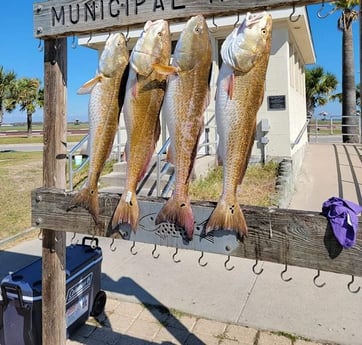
[267,95,286,110]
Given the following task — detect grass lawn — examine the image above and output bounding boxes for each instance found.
[190,161,278,207]
[0,148,278,241]
[0,151,43,240]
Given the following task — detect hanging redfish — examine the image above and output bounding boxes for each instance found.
[112,19,171,231]
[206,12,272,238]
[69,33,129,225]
[153,15,212,239]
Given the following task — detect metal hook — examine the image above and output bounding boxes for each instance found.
[37,39,43,52]
[313,270,326,288]
[289,3,301,23]
[317,0,336,19]
[87,32,93,46]
[280,264,292,282]
[70,232,78,245]
[224,255,235,271]
[54,39,61,50]
[110,238,117,252]
[172,247,181,263]
[268,208,275,239]
[124,27,130,42]
[347,275,361,294]
[198,251,208,267]
[90,234,97,249]
[233,13,240,27]
[71,35,77,49]
[209,16,218,33]
[252,259,264,275]
[130,241,138,255]
[152,244,160,259]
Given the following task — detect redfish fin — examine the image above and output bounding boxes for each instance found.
[152,63,179,75]
[69,187,99,225]
[206,200,248,238]
[77,75,103,95]
[112,193,139,231]
[155,198,194,239]
[166,147,174,164]
[227,72,235,100]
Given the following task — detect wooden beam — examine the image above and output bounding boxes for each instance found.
[42,38,67,345]
[32,188,362,277]
[33,0,324,39]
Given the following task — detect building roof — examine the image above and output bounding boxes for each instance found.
[78,6,316,65]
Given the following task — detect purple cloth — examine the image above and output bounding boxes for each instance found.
[322,197,362,249]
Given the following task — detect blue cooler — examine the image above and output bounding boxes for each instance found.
[0,236,106,345]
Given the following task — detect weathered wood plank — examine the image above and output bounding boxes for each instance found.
[41,39,67,345]
[32,187,362,277]
[34,0,323,39]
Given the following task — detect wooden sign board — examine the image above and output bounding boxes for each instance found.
[34,0,323,39]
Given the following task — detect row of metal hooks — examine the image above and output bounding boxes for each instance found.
[125,239,362,294]
[39,230,361,295]
[36,0,336,53]
[37,26,131,53]
[208,2,302,30]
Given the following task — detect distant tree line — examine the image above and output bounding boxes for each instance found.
[0,66,44,137]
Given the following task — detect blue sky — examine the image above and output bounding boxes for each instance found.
[0,1,360,123]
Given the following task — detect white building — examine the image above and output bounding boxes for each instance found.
[79,6,315,179]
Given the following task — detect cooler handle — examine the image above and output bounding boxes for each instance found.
[82,236,99,248]
[1,282,26,309]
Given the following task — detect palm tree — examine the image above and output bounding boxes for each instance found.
[330,83,360,108]
[305,66,338,117]
[0,66,17,126]
[14,78,44,137]
[333,0,359,143]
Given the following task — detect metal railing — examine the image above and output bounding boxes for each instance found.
[291,119,310,148]
[308,115,361,143]
[66,123,217,195]
[67,134,89,191]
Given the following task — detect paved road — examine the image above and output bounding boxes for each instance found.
[308,134,343,143]
[0,142,78,152]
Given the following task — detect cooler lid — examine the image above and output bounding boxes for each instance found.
[1,240,102,301]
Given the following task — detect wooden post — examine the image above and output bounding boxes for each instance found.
[42,37,67,345]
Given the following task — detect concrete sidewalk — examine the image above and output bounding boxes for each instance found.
[1,142,362,345]
[289,143,362,211]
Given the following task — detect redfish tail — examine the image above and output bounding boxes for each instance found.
[155,198,195,239]
[206,199,248,238]
[112,192,139,231]
[69,187,100,225]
